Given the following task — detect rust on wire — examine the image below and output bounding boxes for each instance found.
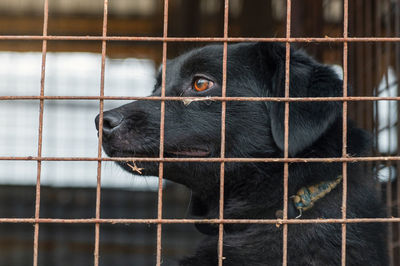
[156,1,169,265]
[1,156,400,163]
[93,0,109,265]
[341,1,349,265]
[282,0,292,265]
[0,35,400,42]
[33,0,48,265]
[1,217,400,225]
[374,0,383,220]
[217,1,230,265]
[3,95,400,102]
[383,0,394,262]
[396,0,400,258]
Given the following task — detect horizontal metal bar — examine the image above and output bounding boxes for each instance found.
[0,35,400,42]
[1,156,400,163]
[0,217,399,224]
[1,96,400,102]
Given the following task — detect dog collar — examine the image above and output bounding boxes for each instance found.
[276,175,343,219]
[197,175,344,235]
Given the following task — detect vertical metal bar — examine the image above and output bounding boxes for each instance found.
[342,0,349,265]
[383,1,394,264]
[218,1,229,265]
[355,0,364,124]
[385,102,394,266]
[364,0,374,184]
[374,0,383,202]
[94,0,109,265]
[364,0,373,134]
[283,0,291,265]
[156,1,169,265]
[33,0,48,265]
[395,0,400,262]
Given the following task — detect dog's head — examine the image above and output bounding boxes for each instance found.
[95,43,343,191]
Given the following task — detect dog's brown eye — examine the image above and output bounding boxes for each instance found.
[193,78,214,92]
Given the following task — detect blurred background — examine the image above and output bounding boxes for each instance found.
[0,0,399,265]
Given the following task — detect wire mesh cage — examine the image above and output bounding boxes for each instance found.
[0,0,399,265]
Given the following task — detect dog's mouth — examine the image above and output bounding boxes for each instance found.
[107,146,211,158]
[165,148,211,157]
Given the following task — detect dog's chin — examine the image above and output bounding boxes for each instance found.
[104,144,212,159]
[103,145,212,177]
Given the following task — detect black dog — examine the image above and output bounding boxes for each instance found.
[95,43,387,265]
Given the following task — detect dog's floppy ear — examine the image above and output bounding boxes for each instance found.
[257,43,343,156]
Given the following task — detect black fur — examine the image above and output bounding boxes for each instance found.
[95,43,387,265]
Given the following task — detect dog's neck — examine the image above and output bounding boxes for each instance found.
[190,163,344,235]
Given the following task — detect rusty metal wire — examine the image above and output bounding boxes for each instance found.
[396,0,400,263]
[2,96,400,101]
[93,0,109,265]
[217,1,229,265]
[282,1,292,265]
[155,1,169,265]
[383,0,394,263]
[1,0,400,265]
[0,36,399,42]
[341,1,349,265]
[32,0,48,265]
[0,217,399,225]
[1,156,400,163]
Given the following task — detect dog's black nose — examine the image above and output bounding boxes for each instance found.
[95,111,124,136]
